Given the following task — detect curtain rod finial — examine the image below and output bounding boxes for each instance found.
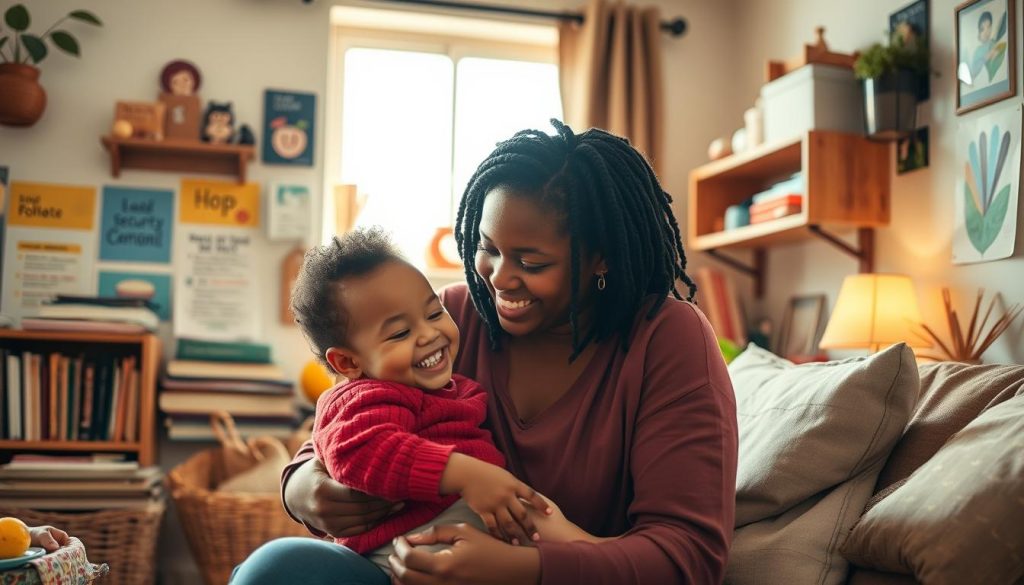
[663,18,687,37]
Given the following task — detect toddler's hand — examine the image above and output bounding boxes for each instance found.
[460,463,551,546]
[29,525,69,552]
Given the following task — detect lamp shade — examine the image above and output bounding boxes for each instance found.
[820,274,931,352]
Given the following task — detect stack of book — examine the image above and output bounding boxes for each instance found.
[23,295,159,334]
[749,173,804,225]
[161,338,296,440]
[2,348,141,442]
[0,454,163,510]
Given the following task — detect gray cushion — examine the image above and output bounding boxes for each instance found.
[725,343,919,585]
[841,394,1024,585]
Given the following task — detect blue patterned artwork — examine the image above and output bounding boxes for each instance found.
[954,105,1020,264]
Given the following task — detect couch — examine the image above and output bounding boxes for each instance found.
[724,343,1024,585]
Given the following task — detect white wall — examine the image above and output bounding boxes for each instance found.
[728,0,1024,364]
[0,1,739,580]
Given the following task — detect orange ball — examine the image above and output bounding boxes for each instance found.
[112,119,133,138]
[300,361,336,404]
[0,517,30,559]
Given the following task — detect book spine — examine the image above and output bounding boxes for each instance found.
[0,348,6,440]
[48,353,59,440]
[6,353,21,440]
[80,363,95,440]
[176,339,272,364]
[22,352,34,441]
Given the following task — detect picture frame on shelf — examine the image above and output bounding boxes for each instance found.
[777,294,826,360]
[891,0,931,101]
[897,126,930,174]
[955,0,1016,115]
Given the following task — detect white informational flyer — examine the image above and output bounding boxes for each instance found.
[1,182,98,322]
[173,179,265,341]
[266,182,312,242]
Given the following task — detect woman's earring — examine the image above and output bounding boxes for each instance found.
[597,271,607,291]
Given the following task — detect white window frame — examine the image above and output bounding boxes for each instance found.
[322,10,560,253]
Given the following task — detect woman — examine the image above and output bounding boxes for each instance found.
[232,120,738,584]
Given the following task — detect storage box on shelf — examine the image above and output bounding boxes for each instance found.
[0,329,160,465]
[761,64,864,143]
[687,130,890,296]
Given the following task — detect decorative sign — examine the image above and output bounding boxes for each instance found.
[100,186,174,263]
[98,270,172,321]
[1,182,97,321]
[179,179,260,227]
[267,182,312,241]
[262,89,316,166]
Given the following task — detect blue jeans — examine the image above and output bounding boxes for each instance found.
[230,537,389,585]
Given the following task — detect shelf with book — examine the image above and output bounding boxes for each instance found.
[0,330,160,465]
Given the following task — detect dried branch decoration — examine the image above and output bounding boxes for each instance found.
[915,288,1022,363]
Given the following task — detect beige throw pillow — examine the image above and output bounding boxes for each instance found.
[841,394,1024,585]
[728,343,919,526]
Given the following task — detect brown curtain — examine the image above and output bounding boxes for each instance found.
[559,0,665,172]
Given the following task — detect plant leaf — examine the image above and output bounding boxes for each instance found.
[4,4,29,31]
[20,34,47,64]
[983,184,1011,251]
[980,131,989,202]
[966,183,1010,254]
[51,31,79,56]
[68,10,102,26]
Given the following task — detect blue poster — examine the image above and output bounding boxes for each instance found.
[98,271,172,321]
[262,89,316,166]
[100,186,174,263]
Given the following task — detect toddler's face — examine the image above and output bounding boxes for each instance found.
[335,261,460,391]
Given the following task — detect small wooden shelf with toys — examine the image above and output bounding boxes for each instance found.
[99,59,255,184]
[101,135,254,184]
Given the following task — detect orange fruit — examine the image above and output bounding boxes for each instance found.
[300,360,336,404]
[0,517,30,559]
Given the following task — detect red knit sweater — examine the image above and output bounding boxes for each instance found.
[312,374,505,553]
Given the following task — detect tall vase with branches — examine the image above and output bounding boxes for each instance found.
[0,3,102,126]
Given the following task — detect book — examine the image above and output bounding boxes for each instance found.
[0,349,5,439]
[160,376,293,395]
[6,353,21,439]
[0,495,161,510]
[21,352,36,441]
[176,338,273,364]
[48,353,58,439]
[51,294,159,311]
[21,318,149,334]
[124,363,139,442]
[36,303,158,331]
[80,364,95,440]
[750,203,802,224]
[58,356,69,441]
[167,360,287,383]
[165,417,296,441]
[159,390,295,417]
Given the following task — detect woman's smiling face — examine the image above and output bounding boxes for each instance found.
[474,186,596,338]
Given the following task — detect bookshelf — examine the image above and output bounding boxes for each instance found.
[0,330,161,465]
[688,130,890,296]
[100,135,255,183]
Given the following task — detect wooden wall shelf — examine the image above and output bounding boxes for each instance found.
[0,330,161,465]
[101,136,254,184]
[688,130,890,296]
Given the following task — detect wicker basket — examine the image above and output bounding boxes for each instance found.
[0,503,164,585]
[168,447,311,585]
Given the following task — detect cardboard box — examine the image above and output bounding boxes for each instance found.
[158,93,201,141]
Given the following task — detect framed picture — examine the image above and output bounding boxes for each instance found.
[897,126,930,174]
[776,294,826,359]
[956,0,1016,115]
[891,0,930,100]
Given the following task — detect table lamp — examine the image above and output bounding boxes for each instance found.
[819,274,932,353]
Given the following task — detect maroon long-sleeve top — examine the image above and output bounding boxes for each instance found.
[284,283,738,584]
[312,375,505,553]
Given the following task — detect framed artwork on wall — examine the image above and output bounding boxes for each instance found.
[891,0,931,101]
[955,0,1016,115]
[776,294,826,360]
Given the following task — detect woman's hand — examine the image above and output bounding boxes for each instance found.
[388,524,540,585]
[29,525,69,552]
[284,457,403,537]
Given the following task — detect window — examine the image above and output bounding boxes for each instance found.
[327,16,562,268]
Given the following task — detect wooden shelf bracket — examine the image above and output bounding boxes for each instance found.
[705,248,766,298]
[807,226,875,273]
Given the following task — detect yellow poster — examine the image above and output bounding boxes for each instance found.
[7,181,96,230]
[179,179,260,227]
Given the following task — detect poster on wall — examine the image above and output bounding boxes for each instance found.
[953,104,1021,264]
[98,271,172,321]
[1,182,98,321]
[262,89,316,166]
[267,182,312,241]
[890,0,930,101]
[955,0,1016,115]
[174,178,264,341]
[100,186,174,263]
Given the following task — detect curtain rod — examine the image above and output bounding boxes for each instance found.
[355,0,688,37]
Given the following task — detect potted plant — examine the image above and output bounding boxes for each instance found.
[0,4,101,127]
[854,29,929,141]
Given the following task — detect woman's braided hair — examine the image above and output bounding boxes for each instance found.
[455,119,697,361]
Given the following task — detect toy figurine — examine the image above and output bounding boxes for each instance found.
[201,101,235,144]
